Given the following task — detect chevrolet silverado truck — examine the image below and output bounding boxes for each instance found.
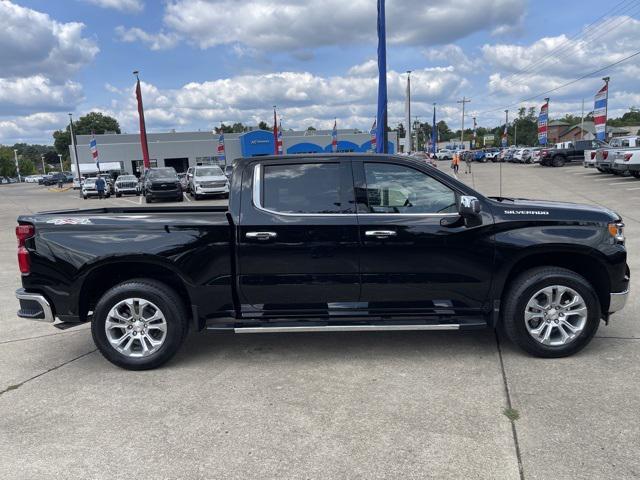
[540,140,605,167]
[15,154,630,370]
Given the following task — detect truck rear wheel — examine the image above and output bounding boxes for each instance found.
[552,156,565,167]
[501,267,601,358]
[91,279,188,370]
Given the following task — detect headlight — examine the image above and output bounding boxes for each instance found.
[608,221,625,243]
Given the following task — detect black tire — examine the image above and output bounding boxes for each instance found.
[193,194,200,201]
[632,171,640,178]
[502,266,601,358]
[145,195,152,203]
[551,156,565,167]
[91,279,188,370]
[177,195,184,202]
[116,193,122,197]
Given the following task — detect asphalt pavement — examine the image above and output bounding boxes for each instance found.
[0,164,638,480]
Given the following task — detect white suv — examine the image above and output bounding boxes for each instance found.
[189,165,229,200]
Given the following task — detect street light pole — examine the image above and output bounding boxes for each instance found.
[41,154,46,174]
[58,154,63,172]
[406,70,411,153]
[457,97,471,145]
[13,149,21,182]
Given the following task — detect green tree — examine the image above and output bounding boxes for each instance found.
[258,121,270,131]
[53,112,121,160]
[306,126,316,132]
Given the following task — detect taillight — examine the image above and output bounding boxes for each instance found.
[16,224,34,274]
[624,153,632,161]
[590,152,596,159]
[603,151,609,160]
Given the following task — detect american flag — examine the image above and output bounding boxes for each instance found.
[277,121,283,155]
[594,82,609,141]
[370,119,377,152]
[331,119,338,152]
[217,133,226,163]
[89,132,99,170]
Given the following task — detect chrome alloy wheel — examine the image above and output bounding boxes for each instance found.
[524,286,588,346]
[105,298,167,357]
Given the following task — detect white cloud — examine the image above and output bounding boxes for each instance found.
[424,44,480,73]
[83,0,144,13]
[0,112,69,144]
[115,26,180,50]
[0,76,83,115]
[0,1,99,79]
[160,0,525,51]
[482,16,640,97]
[99,66,467,136]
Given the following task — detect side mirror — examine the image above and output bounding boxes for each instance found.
[458,195,481,217]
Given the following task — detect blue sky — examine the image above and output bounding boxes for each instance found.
[2,0,640,144]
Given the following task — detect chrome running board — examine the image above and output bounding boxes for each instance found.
[234,324,460,334]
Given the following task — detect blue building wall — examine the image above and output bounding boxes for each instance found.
[240,130,274,157]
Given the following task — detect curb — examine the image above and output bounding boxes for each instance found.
[47,186,73,193]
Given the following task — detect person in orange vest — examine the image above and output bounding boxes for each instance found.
[451,151,460,176]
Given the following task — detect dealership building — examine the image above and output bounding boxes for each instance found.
[71,129,397,176]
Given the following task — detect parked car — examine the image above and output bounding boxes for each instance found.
[436,149,454,160]
[25,175,43,183]
[114,175,140,197]
[42,172,70,186]
[473,150,486,162]
[82,177,111,199]
[15,153,630,370]
[611,150,640,178]
[188,165,229,200]
[484,148,500,161]
[540,139,602,167]
[593,136,639,173]
[142,167,183,203]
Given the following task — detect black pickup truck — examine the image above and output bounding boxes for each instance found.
[540,139,606,167]
[15,154,630,369]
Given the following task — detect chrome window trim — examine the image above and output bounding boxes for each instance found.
[252,163,460,218]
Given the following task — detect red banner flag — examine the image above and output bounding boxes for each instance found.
[273,107,278,155]
[135,77,151,169]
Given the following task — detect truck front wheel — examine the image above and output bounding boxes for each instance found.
[91,279,188,370]
[501,267,600,358]
[552,156,565,167]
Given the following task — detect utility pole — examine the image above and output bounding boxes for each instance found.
[58,154,63,172]
[68,113,82,197]
[514,122,518,146]
[503,109,509,147]
[405,71,412,153]
[457,97,471,146]
[581,98,585,140]
[41,154,46,174]
[13,149,21,182]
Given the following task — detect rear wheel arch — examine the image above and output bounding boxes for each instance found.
[78,260,193,326]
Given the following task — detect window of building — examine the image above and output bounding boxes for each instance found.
[262,163,342,214]
[196,156,226,166]
[363,162,456,214]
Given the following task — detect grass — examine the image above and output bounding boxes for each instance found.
[503,407,520,422]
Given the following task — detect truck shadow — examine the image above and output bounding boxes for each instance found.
[173,329,501,368]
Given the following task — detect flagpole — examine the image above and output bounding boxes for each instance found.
[406,70,411,153]
[375,0,388,154]
[69,113,82,198]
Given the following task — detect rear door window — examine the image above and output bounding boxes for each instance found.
[262,163,342,214]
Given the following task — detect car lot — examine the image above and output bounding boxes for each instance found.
[1,164,638,479]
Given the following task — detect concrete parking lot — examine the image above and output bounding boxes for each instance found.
[1,164,638,480]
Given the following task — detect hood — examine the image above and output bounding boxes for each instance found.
[193,175,227,182]
[489,197,620,223]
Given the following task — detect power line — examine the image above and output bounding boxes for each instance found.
[485,0,640,94]
[477,49,640,115]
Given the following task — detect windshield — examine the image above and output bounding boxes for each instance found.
[149,168,177,179]
[84,179,96,185]
[196,166,224,177]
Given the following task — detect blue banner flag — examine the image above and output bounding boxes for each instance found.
[375,0,387,153]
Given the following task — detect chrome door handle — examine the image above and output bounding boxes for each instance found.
[246,231,277,240]
[365,230,397,238]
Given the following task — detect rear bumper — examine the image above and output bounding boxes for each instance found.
[16,288,54,322]
[609,289,629,314]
